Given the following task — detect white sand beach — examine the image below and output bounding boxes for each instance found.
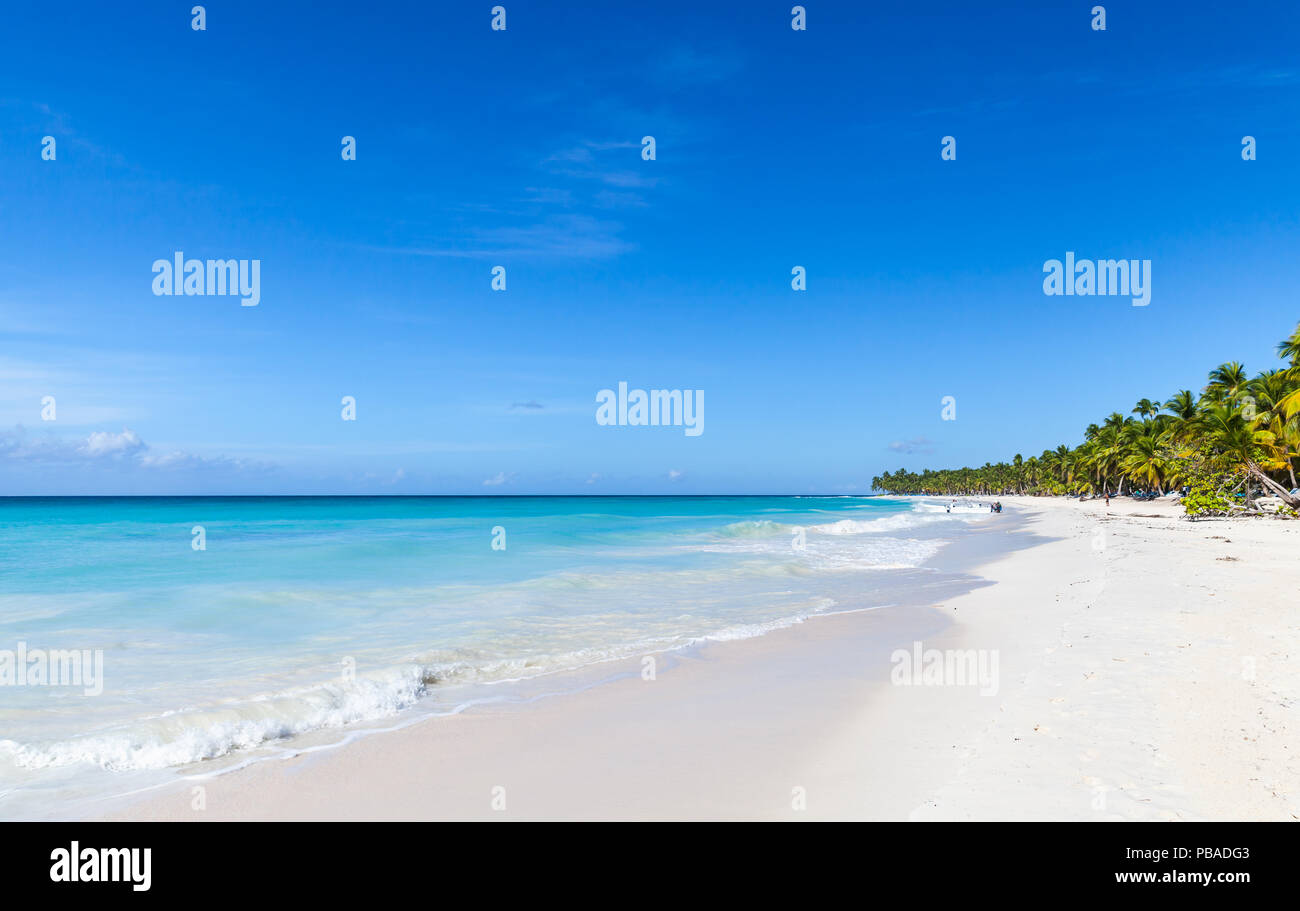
[110,497,1299,821]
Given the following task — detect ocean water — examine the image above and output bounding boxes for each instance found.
[0,495,991,818]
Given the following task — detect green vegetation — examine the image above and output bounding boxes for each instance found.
[871,321,1300,517]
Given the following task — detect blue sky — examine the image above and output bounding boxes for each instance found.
[2,0,1298,494]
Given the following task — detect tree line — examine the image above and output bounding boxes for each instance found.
[872,321,1300,516]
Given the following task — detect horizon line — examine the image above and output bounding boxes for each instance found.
[0,493,893,500]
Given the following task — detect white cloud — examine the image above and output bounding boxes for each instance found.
[82,428,146,457]
[887,437,936,455]
[370,215,634,260]
[0,426,265,473]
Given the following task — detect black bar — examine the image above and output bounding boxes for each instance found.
[0,822,1282,896]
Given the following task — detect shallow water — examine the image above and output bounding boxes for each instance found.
[0,494,992,818]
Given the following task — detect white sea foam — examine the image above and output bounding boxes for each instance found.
[0,665,433,771]
[695,598,837,641]
[712,502,987,540]
[0,604,847,773]
[714,519,787,537]
[912,501,995,515]
[0,497,988,809]
[811,504,988,534]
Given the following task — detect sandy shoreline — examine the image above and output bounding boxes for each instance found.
[107,497,1299,821]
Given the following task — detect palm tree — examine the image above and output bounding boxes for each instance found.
[1275,323,1300,421]
[1039,447,1063,490]
[1024,455,1041,492]
[1204,362,1249,405]
[870,325,1300,507]
[1164,389,1198,420]
[1194,405,1295,507]
[1121,434,1169,494]
[1277,321,1300,366]
[1273,418,1300,488]
[1132,398,1161,419]
[1246,370,1290,420]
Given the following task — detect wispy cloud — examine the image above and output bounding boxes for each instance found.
[373,136,659,260]
[652,43,744,88]
[0,99,125,166]
[887,436,936,455]
[482,471,517,487]
[544,140,655,190]
[540,138,660,193]
[372,214,634,260]
[0,349,203,428]
[0,426,268,472]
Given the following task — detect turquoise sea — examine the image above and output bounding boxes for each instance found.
[0,495,991,818]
